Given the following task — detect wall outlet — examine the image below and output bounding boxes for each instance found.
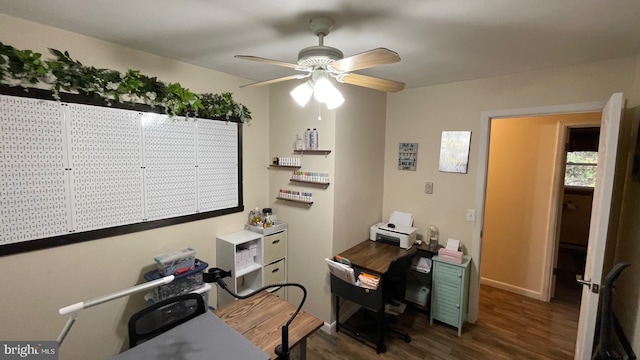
[425,182,433,194]
[466,209,476,222]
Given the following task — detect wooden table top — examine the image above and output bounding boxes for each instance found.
[337,239,417,274]
[214,291,323,359]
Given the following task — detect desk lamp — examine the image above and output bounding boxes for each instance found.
[56,275,175,345]
[204,267,307,360]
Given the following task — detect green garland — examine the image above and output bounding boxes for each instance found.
[0,42,251,122]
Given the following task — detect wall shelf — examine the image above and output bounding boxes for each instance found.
[269,165,301,170]
[276,197,313,206]
[290,179,330,188]
[294,150,332,156]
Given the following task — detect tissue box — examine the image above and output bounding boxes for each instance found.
[437,248,463,264]
[145,259,208,301]
[154,247,196,276]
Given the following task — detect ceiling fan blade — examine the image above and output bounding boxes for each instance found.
[330,48,401,73]
[240,74,310,88]
[234,55,311,71]
[338,73,405,93]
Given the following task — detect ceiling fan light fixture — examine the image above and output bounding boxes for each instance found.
[325,90,344,110]
[312,76,333,103]
[290,81,314,107]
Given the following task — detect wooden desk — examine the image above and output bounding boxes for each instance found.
[337,239,416,274]
[214,291,323,360]
[332,239,416,354]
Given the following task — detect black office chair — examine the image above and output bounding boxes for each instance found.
[382,251,414,343]
[128,293,206,348]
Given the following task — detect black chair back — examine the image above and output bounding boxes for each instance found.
[382,251,414,303]
[128,293,206,348]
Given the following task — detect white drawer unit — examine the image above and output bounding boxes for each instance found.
[430,255,471,336]
[264,230,286,265]
[243,222,289,300]
[264,259,286,299]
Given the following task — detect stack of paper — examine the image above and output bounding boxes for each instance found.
[415,257,432,273]
[357,272,380,290]
[437,238,464,264]
[325,258,355,284]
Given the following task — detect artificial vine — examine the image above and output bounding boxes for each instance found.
[0,42,251,122]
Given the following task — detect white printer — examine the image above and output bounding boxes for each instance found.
[369,211,417,249]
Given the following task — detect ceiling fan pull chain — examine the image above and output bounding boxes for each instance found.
[318,102,322,121]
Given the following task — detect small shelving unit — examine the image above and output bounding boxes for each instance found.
[294,150,332,157]
[269,165,301,170]
[289,179,330,188]
[216,230,263,307]
[276,197,313,206]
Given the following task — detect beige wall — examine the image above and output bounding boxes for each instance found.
[332,85,387,254]
[267,81,385,324]
[267,81,337,322]
[0,15,270,360]
[481,114,600,297]
[332,85,387,322]
[385,55,640,344]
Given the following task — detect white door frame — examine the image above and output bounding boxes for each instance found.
[468,100,606,322]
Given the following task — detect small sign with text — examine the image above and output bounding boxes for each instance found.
[0,342,58,359]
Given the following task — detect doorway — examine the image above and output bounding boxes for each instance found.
[470,93,625,360]
[553,127,600,305]
[478,113,601,302]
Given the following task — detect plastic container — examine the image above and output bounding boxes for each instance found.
[305,128,311,150]
[311,128,318,150]
[154,247,196,276]
[144,282,212,306]
[145,259,208,301]
[295,133,304,151]
[248,207,262,226]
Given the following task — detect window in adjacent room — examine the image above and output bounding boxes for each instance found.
[564,151,598,188]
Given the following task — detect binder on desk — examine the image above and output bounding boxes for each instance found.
[325,258,355,285]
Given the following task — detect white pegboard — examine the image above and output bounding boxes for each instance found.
[142,113,197,220]
[67,103,144,232]
[197,119,239,211]
[1,94,241,249]
[0,95,70,244]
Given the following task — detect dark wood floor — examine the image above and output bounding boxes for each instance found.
[306,285,580,360]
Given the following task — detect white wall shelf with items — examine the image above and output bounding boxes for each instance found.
[269,165,302,170]
[290,179,330,188]
[277,189,313,206]
[290,170,330,187]
[293,149,332,157]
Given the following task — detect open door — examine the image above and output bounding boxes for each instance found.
[574,93,623,359]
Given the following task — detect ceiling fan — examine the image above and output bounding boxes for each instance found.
[235,17,405,108]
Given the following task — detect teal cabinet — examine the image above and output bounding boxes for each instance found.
[430,255,471,336]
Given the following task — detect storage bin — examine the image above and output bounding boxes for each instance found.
[154,247,197,276]
[144,282,212,305]
[144,259,208,301]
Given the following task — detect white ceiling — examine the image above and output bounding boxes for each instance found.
[2,0,640,90]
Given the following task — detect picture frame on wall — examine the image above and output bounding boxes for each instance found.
[398,142,418,171]
[439,131,472,174]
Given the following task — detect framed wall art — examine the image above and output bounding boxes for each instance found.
[439,131,472,174]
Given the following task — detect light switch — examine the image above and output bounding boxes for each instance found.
[425,182,433,194]
[466,209,476,222]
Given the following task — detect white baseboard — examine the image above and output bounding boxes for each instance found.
[322,304,361,335]
[480,277,544,300]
